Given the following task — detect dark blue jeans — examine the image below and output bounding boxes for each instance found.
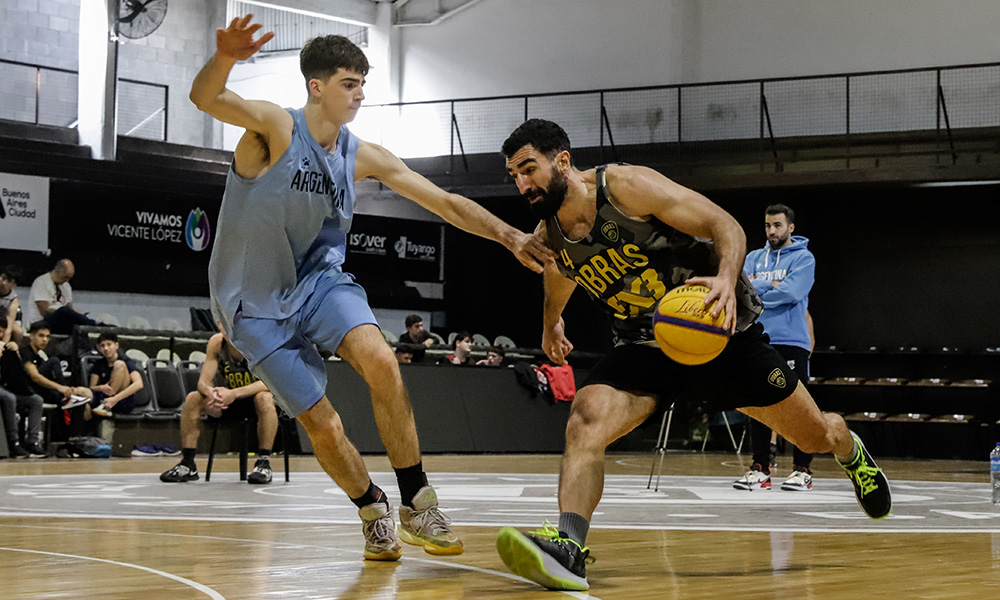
[43,306,97,335]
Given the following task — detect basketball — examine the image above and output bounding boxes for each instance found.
[652,285,730,365]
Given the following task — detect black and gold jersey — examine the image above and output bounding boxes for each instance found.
[217,341,259,389]
[546,164,762,344]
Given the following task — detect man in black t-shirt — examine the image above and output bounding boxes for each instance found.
[398,314,436,363]
[21,321,92,440]
[88,332,144,417]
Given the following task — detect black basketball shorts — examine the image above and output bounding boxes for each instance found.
[582,322,799,412]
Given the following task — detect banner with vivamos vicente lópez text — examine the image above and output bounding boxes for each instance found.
[0,172,49,252]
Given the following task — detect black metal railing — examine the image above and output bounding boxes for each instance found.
[355,61,1000,177]
[0,58,169,141]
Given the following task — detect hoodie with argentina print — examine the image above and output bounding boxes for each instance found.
[743,235,815,351]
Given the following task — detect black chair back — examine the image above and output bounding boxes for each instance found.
[146,358,184,412]
[177,360,202,397]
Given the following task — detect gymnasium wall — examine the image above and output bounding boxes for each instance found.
[398,0,1000,102]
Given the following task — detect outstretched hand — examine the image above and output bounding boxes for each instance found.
[685,275,738,333]
[510,231,556,274]
[216,14,274,62]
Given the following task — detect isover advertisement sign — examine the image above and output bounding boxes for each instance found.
[0,172,50,252]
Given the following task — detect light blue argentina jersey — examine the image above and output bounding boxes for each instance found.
[209,107,358,334]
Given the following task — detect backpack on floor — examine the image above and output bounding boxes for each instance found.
[59,437,112,459]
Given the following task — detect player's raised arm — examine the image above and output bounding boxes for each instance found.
[189,15,290,143]
[607,165,746,330]
[355,140,555,273]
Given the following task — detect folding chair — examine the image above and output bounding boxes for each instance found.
[647,405,745,492]
[205,408,293,483]
[702,411,746,454]
[647,402,675,492]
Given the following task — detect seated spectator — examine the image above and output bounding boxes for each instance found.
[160,332,277,485]
[476,345,506,367]
[0,316,46,458]
[20,321,92,440]
[395,346,413,364]
[399,314,435,347]
[0,265,24,344]
[88,332,144,418]
[27,259,99,335]
[438,331,474,366]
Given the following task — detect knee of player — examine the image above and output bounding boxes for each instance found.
[254,391,276,410]
[795,427,836,454]
[112,360,128,373]
[185,390,206,406]
[564,393,607,438]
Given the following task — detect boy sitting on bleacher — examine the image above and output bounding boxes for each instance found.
[160,332,277,484]
[88,332,145,418]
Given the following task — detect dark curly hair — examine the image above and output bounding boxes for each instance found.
[502,119,573,165]
[300,35,370,86]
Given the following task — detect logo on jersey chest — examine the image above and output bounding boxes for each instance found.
[768,368,786,389]
[601,221,620,242]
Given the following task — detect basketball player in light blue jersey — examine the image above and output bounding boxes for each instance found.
[191,15,553,562]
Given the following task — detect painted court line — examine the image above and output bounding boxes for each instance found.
[0,546,226,599]
[1,523,601,599]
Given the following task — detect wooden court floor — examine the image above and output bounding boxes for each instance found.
[1,452,998,599]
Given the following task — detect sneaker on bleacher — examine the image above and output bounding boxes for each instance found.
[62,395,90,410]
[92,403,113,418]
[131,444,162,457]
[157,444,181,457]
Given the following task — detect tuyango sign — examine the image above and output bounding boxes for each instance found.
[0,172,49,252]
[393,235,437,261]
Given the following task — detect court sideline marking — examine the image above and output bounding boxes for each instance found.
[0,546,226,599]
[0,523,599,599]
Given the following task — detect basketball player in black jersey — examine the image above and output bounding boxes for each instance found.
[494,119,891,591]
[160,332,278,484]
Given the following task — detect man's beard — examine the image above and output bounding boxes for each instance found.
[768,234,790,249]
[525,167,569,221]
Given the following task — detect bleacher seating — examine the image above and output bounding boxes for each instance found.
[127,316,152,329]
[178,360,201,397]
[145,358,185,419]
[493,335,516,349]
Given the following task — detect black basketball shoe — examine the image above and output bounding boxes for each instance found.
[496,523,591,591]
[837,432,891,519]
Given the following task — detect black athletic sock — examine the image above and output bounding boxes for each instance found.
[558,512,590,547]
[257,449,271,461]
[395,462,428,508]
[181,448,197,469]
[350,480,387,509]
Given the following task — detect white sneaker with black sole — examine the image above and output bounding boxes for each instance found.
[247,458,272,484]
[733,464,772,490]
[781,469,813,491]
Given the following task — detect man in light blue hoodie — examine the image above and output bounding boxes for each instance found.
[734,204,817,492]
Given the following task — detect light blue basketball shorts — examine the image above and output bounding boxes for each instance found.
[228,270,377,417]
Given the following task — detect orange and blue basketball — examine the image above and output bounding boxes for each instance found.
[652,285,730,365]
